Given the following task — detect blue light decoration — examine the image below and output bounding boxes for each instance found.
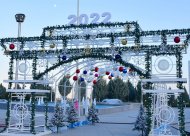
[62,55,67,60]
[123,69,127,74]
[83,70,87,74]
[80,77,85,82]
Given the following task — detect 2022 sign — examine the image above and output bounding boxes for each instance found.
[68,12,111,25]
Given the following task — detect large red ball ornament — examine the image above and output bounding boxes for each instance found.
[106,71,110,75]
[9,44,15,50]
[95,67,99,72]
[73,76,78,81]
[119,66,124,72]
[76,69,80,73]
[174,36,180,43]
[93,80,97,84]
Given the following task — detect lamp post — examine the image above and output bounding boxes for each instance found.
[15,13,25,88]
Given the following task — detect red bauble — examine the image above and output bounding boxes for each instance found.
[119,66,124,72]
[93,80,97,84]
[95,73,99,77]
[174,36,180,43]
[106,71,110,75]
[73,76,78,81]
[108,76,112,79]
[9,43,15,50]
[76,69,80,73]
[95,67,99,72]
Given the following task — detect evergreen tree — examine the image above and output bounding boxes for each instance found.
[107,77,128,101]
[58,76,72,97]
[127,80,136,102]
[136,81,142,102]
[133,105,147,136]
[87,103,99,124]
[183,86,190,104]
[93,78,108,102]
[51,104,67,133]
[0,83,7,99]
[67,102,78,124]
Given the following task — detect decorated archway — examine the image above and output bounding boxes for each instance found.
[1,21,189,135]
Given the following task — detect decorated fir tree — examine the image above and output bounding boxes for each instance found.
[67,102,79,125]
[51,104,66,133]
[133,105,146,136]
[87,103,99,125]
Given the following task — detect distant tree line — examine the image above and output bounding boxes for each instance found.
[93,77,142,102]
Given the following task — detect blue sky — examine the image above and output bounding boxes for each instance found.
[0,0,190,89]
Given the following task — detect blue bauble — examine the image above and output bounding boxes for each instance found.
[123,69,127,74]
[115,54,121,59]
[111,73,114,77]
[62,55,67,60]
[83,70,87,74]
[80,77,85,82]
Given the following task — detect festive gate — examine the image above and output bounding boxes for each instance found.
[0,13,190,135]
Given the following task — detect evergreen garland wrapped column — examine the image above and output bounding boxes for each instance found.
[176,52,186,136]
[30,53,37,134]
[45,95,48,128]
[144,51,152,135]
[4,56,14,131]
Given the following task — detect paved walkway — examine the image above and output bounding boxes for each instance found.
[47,106,140,136]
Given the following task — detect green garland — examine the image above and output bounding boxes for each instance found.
[144,51,152,135]
[176,52,186,136]
[30,53,37,134]
[45,95,48,128]
[5,44,186,60]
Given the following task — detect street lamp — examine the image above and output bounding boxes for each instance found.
[14,13,25,88]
